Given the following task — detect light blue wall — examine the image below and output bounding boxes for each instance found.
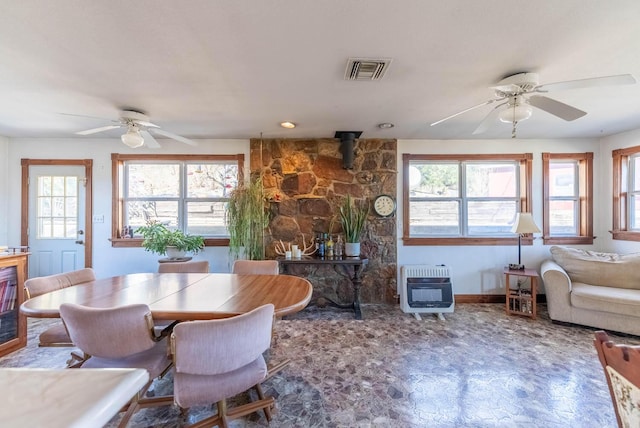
[4,134,640,295]
[5,138,249,279]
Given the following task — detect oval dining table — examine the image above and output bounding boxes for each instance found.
[20,272,313,320]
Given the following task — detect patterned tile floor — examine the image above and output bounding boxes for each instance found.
[2,303,635,427]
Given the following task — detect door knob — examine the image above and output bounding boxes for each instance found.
[75,240,84,245]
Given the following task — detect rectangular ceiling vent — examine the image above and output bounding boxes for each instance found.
[344,58,392,81]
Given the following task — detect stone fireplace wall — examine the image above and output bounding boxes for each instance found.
[249,138,397,304]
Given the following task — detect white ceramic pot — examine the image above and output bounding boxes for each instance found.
[166,247,186,260]
[344,242,360,257]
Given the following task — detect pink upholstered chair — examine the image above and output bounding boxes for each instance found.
[60,303,174,428]
[158,260,210,273]
[24,268,96,348]
[594,331,640,428]
[171,304,276,427]
[231,260,279,275]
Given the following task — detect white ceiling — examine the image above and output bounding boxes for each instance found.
[2,1,640,142]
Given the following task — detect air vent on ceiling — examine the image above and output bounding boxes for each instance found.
[344,58,392,81]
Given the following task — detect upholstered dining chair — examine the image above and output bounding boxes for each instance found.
[60,303,174,428]
[171,304,276,427]
[231,260,279,275]
[24,268,96,348]
[594,330,640,428]
[158,260,210,273]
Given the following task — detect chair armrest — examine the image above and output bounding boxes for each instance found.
[540,259,573,321]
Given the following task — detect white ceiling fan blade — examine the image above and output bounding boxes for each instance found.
[535,74,636,92]
[430,99,501,126]
[76,124,122,135]
[528,95,586,121]
[151,128,198,146]
[133,119,160,128]
[472,102,508,135]
[140,130,161,149]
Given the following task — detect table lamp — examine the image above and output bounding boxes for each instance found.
[509,212,540,270]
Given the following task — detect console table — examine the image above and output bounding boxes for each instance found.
[278,256,368,319]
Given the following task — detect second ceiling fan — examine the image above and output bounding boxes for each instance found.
[430,72,636,138]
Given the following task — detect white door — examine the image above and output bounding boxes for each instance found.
[28,165,86,278]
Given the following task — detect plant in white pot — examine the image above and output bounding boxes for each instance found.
[136,221,205,260]
[339,194,369,257]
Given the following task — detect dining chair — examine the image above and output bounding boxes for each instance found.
[594,330,640,427]
[231,260,279,275]
[24,268,96,348]
[158,260,210,273]
[60,303,174,428]
[171,304,276,427]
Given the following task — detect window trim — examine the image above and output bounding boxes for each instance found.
[542,152,594,245]
[612,145,640,241]
[402,153,533,246]
[110,153,244,248]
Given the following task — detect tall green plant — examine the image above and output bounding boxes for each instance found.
[226,177,269,260]
[339,195,369,243]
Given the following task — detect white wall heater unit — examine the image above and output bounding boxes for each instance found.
[400,265,454,320]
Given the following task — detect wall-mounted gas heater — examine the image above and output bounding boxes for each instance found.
[400,265,454,320]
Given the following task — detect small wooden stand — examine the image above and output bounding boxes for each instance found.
[504,267,538,319]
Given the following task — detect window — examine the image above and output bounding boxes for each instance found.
[542,153,593,245]
[111,154,244,247]
[36,175,78,238]
[612,145,640,241]
[402,153,532,245]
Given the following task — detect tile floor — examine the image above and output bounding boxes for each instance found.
[2,303,635,427]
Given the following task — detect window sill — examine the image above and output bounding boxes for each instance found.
[543,236,595,245]
[402,237,533,246]
[610,230,640,242]
[110,237,230,248]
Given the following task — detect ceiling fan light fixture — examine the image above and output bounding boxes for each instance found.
[121,125,144,148]
[498,103,533,124]
[280,121,296,129]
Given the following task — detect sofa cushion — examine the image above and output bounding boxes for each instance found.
[550,246,640,290]
[571,283,640,317]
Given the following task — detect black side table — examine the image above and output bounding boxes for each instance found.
[277,256,368,319]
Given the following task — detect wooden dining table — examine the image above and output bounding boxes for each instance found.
[20,273,313,320]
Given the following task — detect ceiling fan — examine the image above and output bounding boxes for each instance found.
[430,72,636,138]
[71,109,197,148]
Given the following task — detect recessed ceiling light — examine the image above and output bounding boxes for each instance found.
[280,121,296,129]
[378,122,394,129]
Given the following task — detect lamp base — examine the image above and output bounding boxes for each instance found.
[509,263,525,270]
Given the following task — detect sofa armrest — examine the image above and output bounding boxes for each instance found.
[540,259,573,322]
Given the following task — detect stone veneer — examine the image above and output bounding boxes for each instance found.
[250,138,397,304]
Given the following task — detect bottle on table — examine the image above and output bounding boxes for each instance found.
[326,234,334,258]
[334,235,343,258]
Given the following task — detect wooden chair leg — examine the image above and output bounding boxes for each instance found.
[254,383,272,421]
[217,399,229,428]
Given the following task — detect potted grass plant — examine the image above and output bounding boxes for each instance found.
[136,221,205,259]
[339,194,369,257]
[225,177,269,260]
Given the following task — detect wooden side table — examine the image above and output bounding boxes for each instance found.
[504,267,538,319]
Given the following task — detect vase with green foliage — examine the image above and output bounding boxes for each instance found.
[339,194,369,256]
[225,177,269,260]
[136,221,205,259]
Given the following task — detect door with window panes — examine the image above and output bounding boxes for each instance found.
[28,166,86,277]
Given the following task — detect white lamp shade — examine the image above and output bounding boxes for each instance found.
[511,213,540,234]
[499,103,532,123]
[121,127,144,148]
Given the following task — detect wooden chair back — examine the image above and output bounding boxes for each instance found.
[594,330,640,427]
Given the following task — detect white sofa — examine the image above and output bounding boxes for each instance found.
[540,246,640,336]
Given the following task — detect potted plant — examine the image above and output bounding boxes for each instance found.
[339,194,369,257]
[225,177,269,260]
[136,221,205,259]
